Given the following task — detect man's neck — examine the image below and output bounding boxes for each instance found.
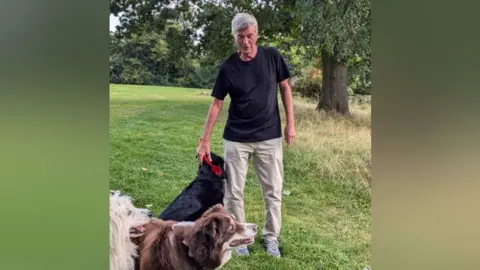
[239,46,258,61]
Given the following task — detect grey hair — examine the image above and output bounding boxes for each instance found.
[231,13,258,36]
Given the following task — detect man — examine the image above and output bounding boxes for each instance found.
[196,12,295,258]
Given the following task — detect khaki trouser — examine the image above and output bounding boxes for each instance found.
[223,137,284,239]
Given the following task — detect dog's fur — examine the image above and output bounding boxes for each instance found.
[158,152,227,222]
[136,204,257,270]
[110,190,152,270]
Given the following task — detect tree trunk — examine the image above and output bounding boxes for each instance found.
[317,49,351,117]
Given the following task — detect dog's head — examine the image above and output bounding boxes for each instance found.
[109,190,152,238]
[197,152,226,179]
[208,152,225,167]
[178,204,257,268]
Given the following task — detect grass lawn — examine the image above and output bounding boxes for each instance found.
[109,83,371,270]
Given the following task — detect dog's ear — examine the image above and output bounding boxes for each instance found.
[183,231,214,265]
[203,216,220,237]
[200,204,225,218]
[209,152,225,166]
[171,221,195,234]
[183,217,222,269]
[209,153,226,178]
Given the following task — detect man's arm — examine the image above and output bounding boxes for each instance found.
[200,98,224,142]
[279,79,294,125]
[279,79,296,145]
[273,47,294,127]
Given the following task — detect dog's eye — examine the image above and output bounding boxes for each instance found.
[126,210,132,215]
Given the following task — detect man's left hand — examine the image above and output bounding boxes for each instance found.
[284,123,296,146]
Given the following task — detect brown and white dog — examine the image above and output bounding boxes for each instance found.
[135,204,257,270]
[110,190,152,270]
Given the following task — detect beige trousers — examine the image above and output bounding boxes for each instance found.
[223,137,284,239]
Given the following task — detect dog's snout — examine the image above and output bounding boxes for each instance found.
[147,210,153,217]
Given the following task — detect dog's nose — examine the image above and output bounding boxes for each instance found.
[147,210,153,218]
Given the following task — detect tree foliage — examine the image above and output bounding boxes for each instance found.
[296,0,371,94]
[109,0,371,97]
[297,0,370,62]
[109,23,217,88]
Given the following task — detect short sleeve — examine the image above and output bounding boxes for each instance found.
[274,48,291,83]
[211,65,230,100]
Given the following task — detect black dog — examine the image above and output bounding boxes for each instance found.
[158,152,227,222]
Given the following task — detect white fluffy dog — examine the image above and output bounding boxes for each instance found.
[110,190,152,270]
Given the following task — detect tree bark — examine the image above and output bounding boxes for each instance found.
[317,49,351,117]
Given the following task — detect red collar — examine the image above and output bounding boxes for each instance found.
[203,156,222,177]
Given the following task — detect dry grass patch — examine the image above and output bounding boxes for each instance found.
[280,97,371,188]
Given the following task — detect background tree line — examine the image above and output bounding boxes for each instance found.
[110,0,371,116]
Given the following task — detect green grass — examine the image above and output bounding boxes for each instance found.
[110,83,371,270]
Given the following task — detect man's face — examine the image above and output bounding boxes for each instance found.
[234,24,257,55]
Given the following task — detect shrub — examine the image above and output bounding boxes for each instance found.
[291,64,371,100]
[291,65,322,100]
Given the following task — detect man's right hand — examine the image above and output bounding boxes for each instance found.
[197,98,223,164]
[196,137,211,164]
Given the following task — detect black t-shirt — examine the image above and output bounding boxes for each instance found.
[211,46,291,143]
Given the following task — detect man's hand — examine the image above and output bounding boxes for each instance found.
[197,98,223,164]
[196,138,211,164]
[284,123,296,146]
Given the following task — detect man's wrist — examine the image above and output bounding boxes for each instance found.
[199,136,209,144]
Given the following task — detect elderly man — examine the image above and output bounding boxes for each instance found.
[196,12,295,258]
